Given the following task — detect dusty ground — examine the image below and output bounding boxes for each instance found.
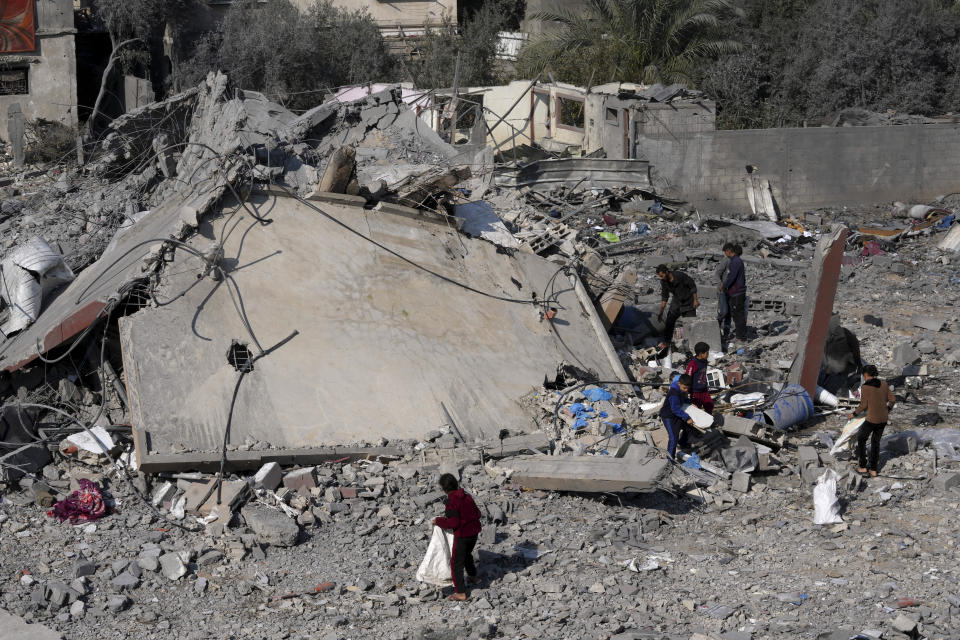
[2,184,960,640]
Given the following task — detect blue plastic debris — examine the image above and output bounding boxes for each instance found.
[683,453,701,470]
[583,388,612,402]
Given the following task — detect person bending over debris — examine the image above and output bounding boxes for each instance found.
[848,364,896,477]
[433,473,482,601]
[685,342,714,414]
[659,374,697,460]
[656,265,698,347]
[720,244,747,344]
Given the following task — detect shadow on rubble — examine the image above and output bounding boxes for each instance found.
[471,547,539,588]
[571,488,699,516]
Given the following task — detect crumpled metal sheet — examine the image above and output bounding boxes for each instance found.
[0,236,74,336]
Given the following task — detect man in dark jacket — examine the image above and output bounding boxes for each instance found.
[433,473,482,601]
[848,365,896,477]
[656,265,699,347]
[720,244,747,343]
[659,374,698,459]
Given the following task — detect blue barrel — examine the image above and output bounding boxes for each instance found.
[763,384,815,431]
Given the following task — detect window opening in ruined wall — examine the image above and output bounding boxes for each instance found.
[556,96,584,131]
[0,68,28,96]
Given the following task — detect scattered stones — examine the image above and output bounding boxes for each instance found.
[241,505,300,547]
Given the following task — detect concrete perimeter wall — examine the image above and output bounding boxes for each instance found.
[636,123,960,213]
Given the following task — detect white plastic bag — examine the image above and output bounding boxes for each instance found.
[813,468,843,524]
[415,526,455,586]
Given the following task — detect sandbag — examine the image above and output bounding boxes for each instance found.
[415,525,455,586]
[830,417,865,455]
[813,468,843,525]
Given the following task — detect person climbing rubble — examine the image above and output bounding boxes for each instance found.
[656,265,698,348]
[719,243,747,345]
[684,342,714,414]
[848,364,896,477]
[432,473,482,601]
[659,373,697,460]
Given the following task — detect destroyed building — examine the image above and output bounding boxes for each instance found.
[0,69,959,640]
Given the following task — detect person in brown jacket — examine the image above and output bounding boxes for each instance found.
[848,364,896,477]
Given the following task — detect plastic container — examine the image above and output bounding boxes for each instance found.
[815,386,839,407]
[763,384,815,430]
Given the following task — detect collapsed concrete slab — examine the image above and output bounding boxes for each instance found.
[503,449,669,493]
[119,194,624,471]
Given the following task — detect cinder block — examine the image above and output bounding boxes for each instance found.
[731,471,750,493]
[253,462,282,491]
[933,473,960,491]
[797,446,820,469]
[283,467,317,492]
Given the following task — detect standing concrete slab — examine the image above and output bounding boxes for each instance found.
[120,195,623,471]
[788,226,848,397]
[7,103,24,166]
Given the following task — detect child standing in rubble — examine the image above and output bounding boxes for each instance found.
[433,473,482,601]
[685,342,714,414]
[659,374,698,460]
[848,364,896,477]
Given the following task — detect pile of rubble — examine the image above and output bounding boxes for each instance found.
[0,73,959,640]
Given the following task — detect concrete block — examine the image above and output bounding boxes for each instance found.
[339,487,358,499]
[283,467,317,492]
[241,505,300,547]
[253,462,282,491]
[199,480,248,517]
[801,465,827,485]
[797,446,820,469]
[893,342,921,368]
[686,319,722,352]
[731,471,750,493]
[183,479,216,515]
[933,473,960,491]
[911,315,944,332]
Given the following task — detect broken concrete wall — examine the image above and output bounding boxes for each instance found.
[120,195,623,470]
[639,123,960,212]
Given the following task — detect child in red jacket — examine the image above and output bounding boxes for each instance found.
[433,473,482,601]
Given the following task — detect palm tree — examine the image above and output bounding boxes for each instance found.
[516,0,742,87]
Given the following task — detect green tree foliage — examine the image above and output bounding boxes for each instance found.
[406,0,518,89]
[698,0,960,128]
[179,0,395,110]
[515,0,741,87]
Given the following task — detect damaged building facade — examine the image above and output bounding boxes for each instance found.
[0,0,78,144]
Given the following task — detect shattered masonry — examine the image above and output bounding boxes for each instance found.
[0,72,959,640]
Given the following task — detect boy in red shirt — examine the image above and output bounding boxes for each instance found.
[433,473,483,601]
[684,342,714,414]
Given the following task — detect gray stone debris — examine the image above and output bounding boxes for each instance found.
[241,504,300,547]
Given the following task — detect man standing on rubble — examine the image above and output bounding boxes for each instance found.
[659,373,697,460]
[656,264,699,347]
[720,244,747,344]
[848,365,896,477]
[433,473,482,601]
